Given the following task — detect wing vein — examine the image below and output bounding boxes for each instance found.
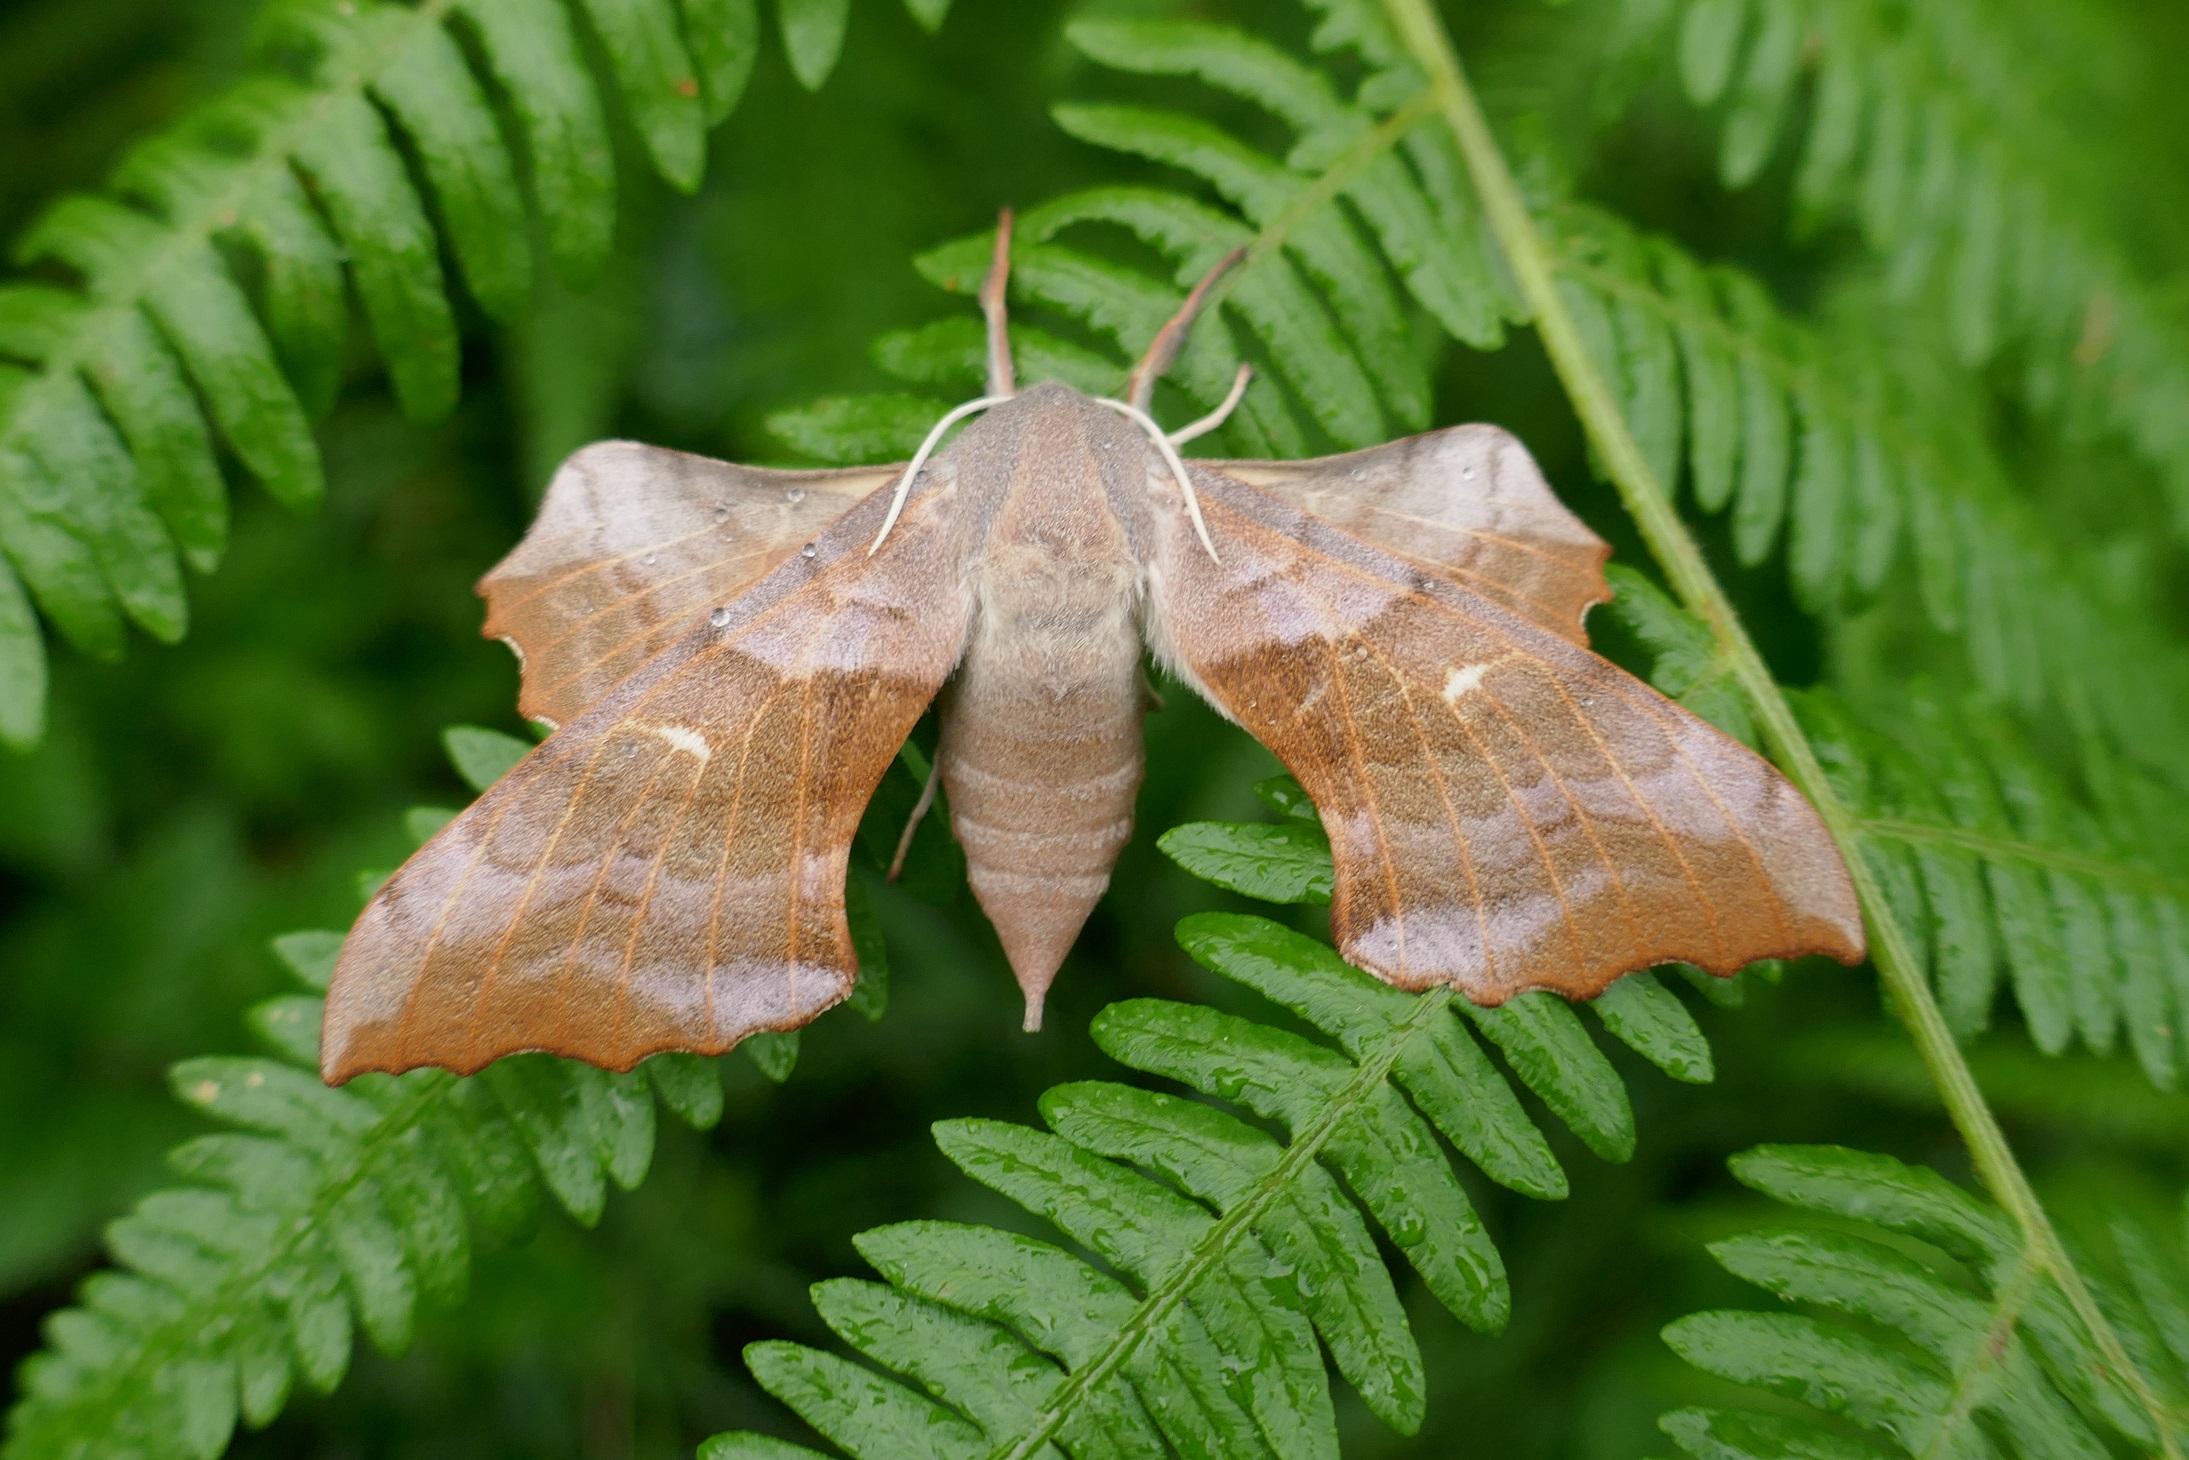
[602,746,717,1062]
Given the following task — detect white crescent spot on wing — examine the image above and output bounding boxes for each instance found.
[639,722,713,762]
[1443,663,1490,704]
[1442,654,1518,707]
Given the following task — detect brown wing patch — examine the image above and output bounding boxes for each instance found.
[1149,466,1863,1003]
[323,483,970,1081]
[481,441,899,726]
[1207,425,1611,647]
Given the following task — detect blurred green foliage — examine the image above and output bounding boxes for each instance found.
[1,0,2186,1456]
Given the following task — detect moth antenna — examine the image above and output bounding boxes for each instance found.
[983,208,1016,398]
[869,394,1008,554]
[1126,247,1245,412]
[886,756,943,882]
[1167,363,1254,446]
[1094,396,1221,564]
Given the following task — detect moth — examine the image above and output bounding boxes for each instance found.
[321,214,1864,1084]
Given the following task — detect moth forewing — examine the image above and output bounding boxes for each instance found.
[320,466,975,1082]
[1145,458,1866,1004]
[480,442,898,728]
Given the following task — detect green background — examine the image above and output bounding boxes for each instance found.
[2,0,2184,1455]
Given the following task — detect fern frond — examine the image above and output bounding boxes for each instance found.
[0,0,959,752]
[0,722,889,1458]
[775,15,1517,466]
[1605,569,2189,1091]
[1656,1143,2188,1460]
[1542,203,2189,792]
[701,909,1713,1459]
[1620,0,2189,530]
[690,741,1724,1460]
[5,942,721,1460]
[1803,687,2189,1090]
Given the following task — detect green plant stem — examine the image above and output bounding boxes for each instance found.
[1375,2,2178,1454]
[1859,818,2187,898]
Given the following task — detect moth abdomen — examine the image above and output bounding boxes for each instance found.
[939,555,1147,1031]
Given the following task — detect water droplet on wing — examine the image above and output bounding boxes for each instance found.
[709,607,732,628]
[800,543,817,559]
[787,488,806,504]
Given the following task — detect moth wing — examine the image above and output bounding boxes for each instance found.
[1147,464,1863,1003]
[323,471,969,1081]
[482,441,900,726]
[1206,424,1610,646]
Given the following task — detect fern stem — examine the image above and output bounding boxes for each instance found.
[1221,92,1440,300]
[1373,2,2181,1454]
[1922,1249,2040,1460]
[1858,819,2188,899]
[993,986,1456,1460]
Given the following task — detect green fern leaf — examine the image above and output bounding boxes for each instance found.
[768,394,950,464]
[777,0,851,92]
[288,88,463,422]
[683,0,762,124]
[1657,1144,2185,1460]
[840,13,1522,464]
[1155,820,1334,905]
[579,0,707,189]
[1630,0,2189,525]
[441,723,535,793]
[871,317,1120,398]
[366,20,535,321]
[457,0,618,281]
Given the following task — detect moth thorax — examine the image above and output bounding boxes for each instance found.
[964,545,1142,671]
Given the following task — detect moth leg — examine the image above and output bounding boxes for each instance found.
[1126,246,1245,411]
[886,755,944,882]
[983,208,1016,398]
[1167,363,1254,446]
